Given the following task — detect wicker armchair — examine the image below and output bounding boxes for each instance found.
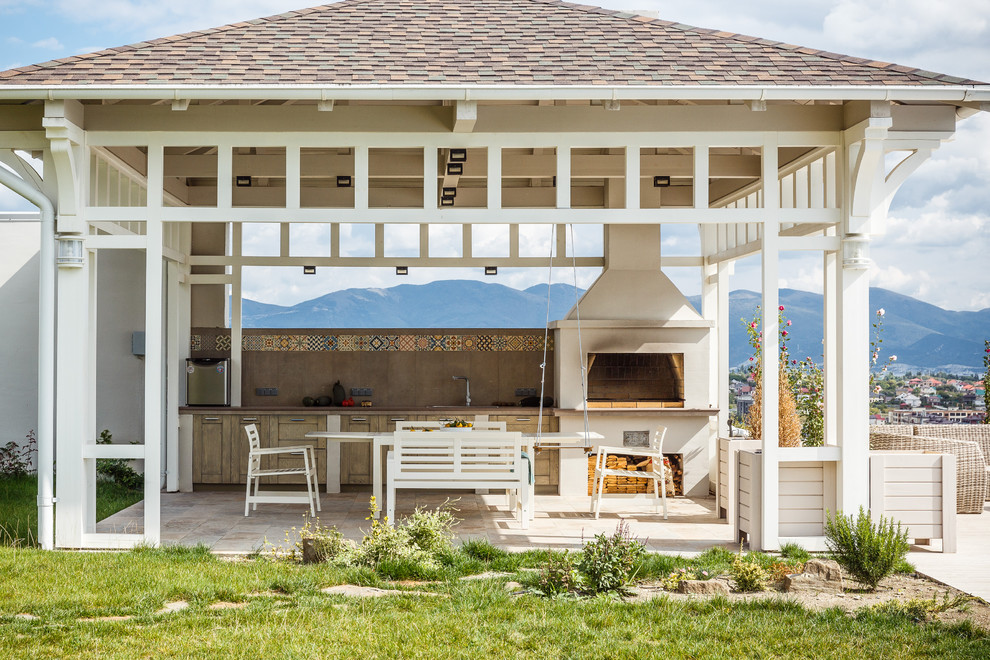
[869,431,987,514]
[915,425,990,501]
[873,423,915,437]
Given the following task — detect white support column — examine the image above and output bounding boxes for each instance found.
[354,146,369,212]
[143,143,164,545]
[424,147,438,210]
[694,145,710,210]
[85,250,99,534]
[177,223,193,493]
[55,247,91,547]
[166,259,180,492]
[625,146,639,210]
[760,135,781,551]
[836,235,871,515]
[556,147,571,209]
[700,233,719,491]
[285,145,301,211]
[230,222,243,407]
[823,227,838,446]
[487,147,501,210]
[717,261,732,440]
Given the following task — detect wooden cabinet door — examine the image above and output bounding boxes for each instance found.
[229,414,270,484]
[273,415,326,484]
[193,415,225,484]
[340,414,376,485]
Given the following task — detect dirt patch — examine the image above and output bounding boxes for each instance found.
[632,571,990,630]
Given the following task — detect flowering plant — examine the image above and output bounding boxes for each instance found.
[793,357,824,447]
[870,309,897,394]
[983,340,989,424]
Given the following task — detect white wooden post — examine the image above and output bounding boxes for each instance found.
[165,259,180,492]
[836,234,870,515]
[823,227,838,445]
[760,135,780,551]
[143,143,164,545]
[230,223,243,407]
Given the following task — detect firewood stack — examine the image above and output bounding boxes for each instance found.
[588,453,683,496]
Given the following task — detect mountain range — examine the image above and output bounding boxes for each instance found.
[241,280,990,373]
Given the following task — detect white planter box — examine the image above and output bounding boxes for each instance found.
[869,451,957,553]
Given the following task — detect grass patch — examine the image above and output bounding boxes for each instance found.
[0,474,142,548]
[0,546,987,659]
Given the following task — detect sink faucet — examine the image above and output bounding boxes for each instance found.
[452,376,471,406]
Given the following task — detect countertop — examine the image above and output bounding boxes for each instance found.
[178,406,556,415]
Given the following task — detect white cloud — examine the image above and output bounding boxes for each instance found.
[31,37,63,50]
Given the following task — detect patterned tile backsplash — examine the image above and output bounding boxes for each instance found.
[191,331,552,353]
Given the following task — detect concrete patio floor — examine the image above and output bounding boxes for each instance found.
[907,501,990,603]
[97,488,736,555]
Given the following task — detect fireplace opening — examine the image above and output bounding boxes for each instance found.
[586,353,684,408]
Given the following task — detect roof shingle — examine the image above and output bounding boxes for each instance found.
[0,0,984,87]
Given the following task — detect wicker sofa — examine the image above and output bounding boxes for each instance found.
[916,425,990,501]
[869,430,987,514]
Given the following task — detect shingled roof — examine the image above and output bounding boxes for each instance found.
[0,0,983,88]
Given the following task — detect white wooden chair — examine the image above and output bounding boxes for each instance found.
[244,423,321,517]
[591,425,670,519]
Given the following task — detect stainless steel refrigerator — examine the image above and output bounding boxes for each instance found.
[185,358,230,406]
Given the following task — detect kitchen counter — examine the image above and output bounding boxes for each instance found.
[179,406,557,415]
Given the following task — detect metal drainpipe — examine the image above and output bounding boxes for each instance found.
[0,164,56,551]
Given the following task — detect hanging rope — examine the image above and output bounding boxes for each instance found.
[568,224,592,449]
[536,224,555,449]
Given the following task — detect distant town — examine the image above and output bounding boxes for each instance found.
[730,371,988,426]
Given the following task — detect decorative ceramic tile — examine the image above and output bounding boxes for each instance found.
[192,331,548,353]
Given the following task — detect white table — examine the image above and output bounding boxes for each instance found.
[306,430,603,518]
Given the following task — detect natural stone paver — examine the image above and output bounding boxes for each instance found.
[784,559,844,594]
[14,613,39,620]
[459,571,513,581]
[157,601,189,614]
[677,579,731,595]
[321,585,443,598]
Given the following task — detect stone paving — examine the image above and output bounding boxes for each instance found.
[907,501,990,603]
[97,489,737,556]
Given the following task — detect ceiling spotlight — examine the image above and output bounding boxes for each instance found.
[442,187,457,197]
[484,266,498,276]
[653,175,671,188]
[440,195,455,207]
[395,266,409,275]
[449,148,467,162]
[446,163,463,176]
[303,265,316,275]
[235,175,252,187]
[336,175,352,188]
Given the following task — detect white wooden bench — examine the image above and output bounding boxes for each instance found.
[386,430,530,528]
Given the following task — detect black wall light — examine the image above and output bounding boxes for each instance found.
[653,175,671,187]
[440,196,455,206]
[484,266,498,276]
[235,175,252,187]
[303,265,317,275]
[446,163,463,176]
[449,148,467,162]
[442,187,457,197]
[336,175,352,188]
[395,266,409,275]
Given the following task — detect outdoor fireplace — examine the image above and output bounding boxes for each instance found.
[586,352,684,408]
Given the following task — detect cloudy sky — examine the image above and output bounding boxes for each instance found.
[1,0,988,311]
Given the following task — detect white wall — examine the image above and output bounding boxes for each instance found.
[0,224,40,459]
[95,250,146,443]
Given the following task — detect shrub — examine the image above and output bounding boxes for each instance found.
[0,430,36,477]
[861,592,971,623]
[95,430,144,491]
[730,553,770,592]
[534,551,582,597]
[825,506,909,590]
[401,501,458,556]
[299,519,356,565]
[578,520,646,594]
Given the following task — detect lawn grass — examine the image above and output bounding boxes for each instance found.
[0,546,987,659]
[0,475,143,547]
